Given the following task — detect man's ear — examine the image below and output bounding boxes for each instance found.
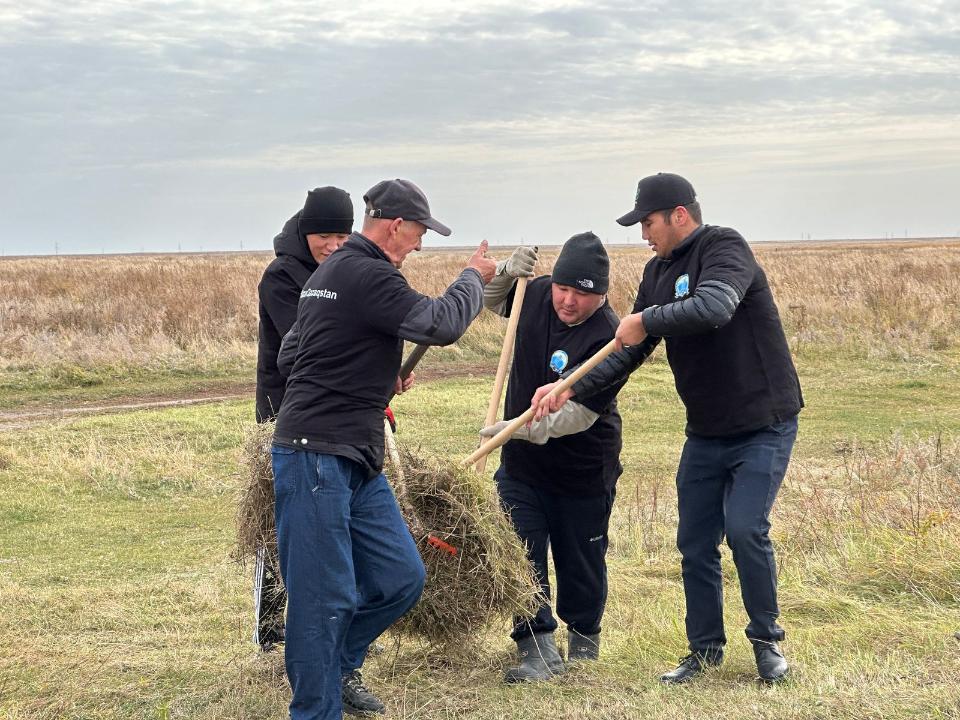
[390,217,404,235]
[674,206,690,225]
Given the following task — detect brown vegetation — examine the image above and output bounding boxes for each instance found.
[2,241,959,374]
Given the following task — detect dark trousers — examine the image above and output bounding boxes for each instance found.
[272,447,426,720]
[675,416,798,651]
[496,468,615,641]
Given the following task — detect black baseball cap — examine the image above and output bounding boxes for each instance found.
[363,179,452,237]
[616,173,697,226]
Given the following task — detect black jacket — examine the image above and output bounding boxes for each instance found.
[573,225,803,436]
[274,233,484,475]
[501,276,625,496]
[255,212,318,422]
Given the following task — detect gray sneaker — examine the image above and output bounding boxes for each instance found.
[341,670,385,716]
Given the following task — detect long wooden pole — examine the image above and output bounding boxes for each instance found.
[475,276,529,472]
[462,338,618,468]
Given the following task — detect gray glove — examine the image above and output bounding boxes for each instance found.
[483,246,538,315]
[479,401,599,445]
[504,246,537,278]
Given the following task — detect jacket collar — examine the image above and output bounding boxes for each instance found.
[663,224,708,262]
[345,232,392,264]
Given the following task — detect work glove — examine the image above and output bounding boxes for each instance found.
[385,406,397,433]
[503,246,538,278]
[479,401,599,445]
[484,246,538,315]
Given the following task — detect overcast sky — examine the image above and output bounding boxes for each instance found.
[2,0,958,255]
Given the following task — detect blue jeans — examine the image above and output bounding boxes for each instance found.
[675,416,798,651]
[272,447,426,720]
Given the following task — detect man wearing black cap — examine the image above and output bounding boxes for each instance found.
[271,179,496,719]
[479,233,627,683]
[533,173,803,684]
[253,186,354,653]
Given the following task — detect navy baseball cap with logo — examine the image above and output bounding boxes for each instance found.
[363,179,452,236]
[616,172,697,226]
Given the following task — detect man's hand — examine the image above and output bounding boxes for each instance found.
[504,246,537,278]
[394,371,415,395]
[615,313,647,351]
[468,240,497,284]
[531,382,575,421]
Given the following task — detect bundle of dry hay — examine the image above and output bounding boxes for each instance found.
[235,421,277,564]
[389,446,541,646]
[235,423,541,646]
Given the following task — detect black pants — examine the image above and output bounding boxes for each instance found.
[675,416,798,651]
[495,468,615,641]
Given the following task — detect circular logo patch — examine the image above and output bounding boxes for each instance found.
[549,350,569,374]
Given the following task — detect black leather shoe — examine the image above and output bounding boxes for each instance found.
[341,670,385,715]
[659,648,723,684]
[752,640,789,683]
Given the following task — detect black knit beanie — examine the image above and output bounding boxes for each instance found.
[298,186,354,235]
[551,231,609,294]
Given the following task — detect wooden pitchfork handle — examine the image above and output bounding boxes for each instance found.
[475,275,529,472]
[461,338,618,467]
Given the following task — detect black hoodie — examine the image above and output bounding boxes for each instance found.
[255,211,318,422]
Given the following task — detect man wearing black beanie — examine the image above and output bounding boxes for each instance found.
[257,186,354,424]
[252,186,354,655]
[479,232,626,682]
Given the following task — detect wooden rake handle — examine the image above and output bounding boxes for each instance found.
[475,276,529,472]
[461,338,618,468]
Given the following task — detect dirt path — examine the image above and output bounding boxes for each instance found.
[0,363,495,431]
[0,393,251,430]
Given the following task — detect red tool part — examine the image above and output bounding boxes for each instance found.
[427,535,458,556]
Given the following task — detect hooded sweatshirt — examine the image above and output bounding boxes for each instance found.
[255,212,318,422]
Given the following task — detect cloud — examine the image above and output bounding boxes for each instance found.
[0,0,958,253]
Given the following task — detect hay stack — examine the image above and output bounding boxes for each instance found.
[235,421,277,564]
[236,423,541,646]
[389,446,541,645]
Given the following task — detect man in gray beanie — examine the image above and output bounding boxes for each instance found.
[480,232,627,682]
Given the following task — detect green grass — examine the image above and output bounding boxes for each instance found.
[1,351,959,718]
[0,361,255,412]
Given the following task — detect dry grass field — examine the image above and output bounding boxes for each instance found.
[1,240,959,719]
[2,240,959,393]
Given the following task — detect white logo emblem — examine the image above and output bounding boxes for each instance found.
[300,288,338,300]
[674,274,690,299]
[578,278,594,289]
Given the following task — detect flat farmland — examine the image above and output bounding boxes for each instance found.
[1,241,958,719]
